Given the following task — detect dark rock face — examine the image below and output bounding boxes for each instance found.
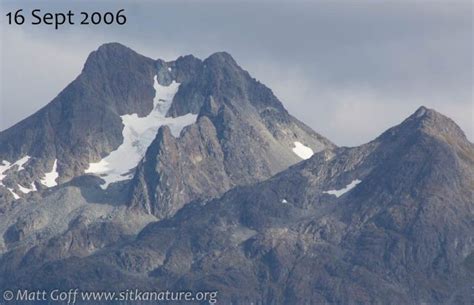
[2,107,472,305]
[128,48,333,218]
[0,43,332,218]
[0,43,157,190]
[1,42,472,305]
[0,43,335,302]
[167,51,286,117]
[129,119,231,217]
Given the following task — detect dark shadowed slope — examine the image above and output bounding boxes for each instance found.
[3,107,472,305]
[0,43,333,218]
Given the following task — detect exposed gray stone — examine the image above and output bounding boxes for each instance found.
[2,107,472,305]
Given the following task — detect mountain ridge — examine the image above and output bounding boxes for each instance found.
[1,106,471,305]
[0,42,333,217]
[0,43,472,305]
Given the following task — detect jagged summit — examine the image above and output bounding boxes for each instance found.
[83,42,154,78]
[204,51,239,66]
[375,106,471,147]
[0,43,333,212]
[166,48,287,118]
[413,105,430,116]
[2,98,472,305]
[96,41,133,52]
[406,106,459,129]
[0,43,472,305]
[411,106,470,141]
[86,42,143,60]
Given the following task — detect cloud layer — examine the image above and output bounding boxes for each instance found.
[1,0,472,146]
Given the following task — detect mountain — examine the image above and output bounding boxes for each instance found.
[1,106,472,305]
[0,43,333,285]
[127,52,333,218]
[0,44,156,184]
[0,43,333,219]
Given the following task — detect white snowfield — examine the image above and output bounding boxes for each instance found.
[18,182,36,194]
[7,188,20,199]
[40,159,59,188]
[292,141,314,160]
[0,161,12,187]
[0,155,33,198]
[0,156,31,186]
[14,156,30,171]
[85,76,197,189]
[323,179,362,198]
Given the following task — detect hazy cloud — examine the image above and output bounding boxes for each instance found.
[1,0,472,146]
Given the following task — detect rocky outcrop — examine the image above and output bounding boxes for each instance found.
[127,50,333,218]
[0,43,332,216]
[0,43,158,199]
[3,107,472,305]
[2,41,471,305]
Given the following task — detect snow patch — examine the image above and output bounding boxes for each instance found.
[40,159,59,188]
[7,188,20,200]
[281,199,288,203]
[15,156,31,171]
[0,161,12,186]
[292,142,314,160]
[18,182,37,194]
[85,76,197,189]
[0,156,32,186]
[168,67,172,72]
[323,179,362,198]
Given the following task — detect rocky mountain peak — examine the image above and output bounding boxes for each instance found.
[413,106,469,142]
[172,55,203,80]
[377,106,470,149]
[0,43,333,214]
[204,51,239,68]
[83,42,150,71]
[1,43,472,305]
[406,106,465,135]
[0,43,157,198]
[128,52,334,217]
[4,105,471,305]
[166,50,286,119]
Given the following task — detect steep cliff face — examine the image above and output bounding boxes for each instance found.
[0,43,332,219]
[3,107,472,305]
[128,52,332,218]
[2,42,471,305]
[0,43,157,184]
[0,43,333,275]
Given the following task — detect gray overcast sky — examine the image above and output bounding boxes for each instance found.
[0,0,472,146]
